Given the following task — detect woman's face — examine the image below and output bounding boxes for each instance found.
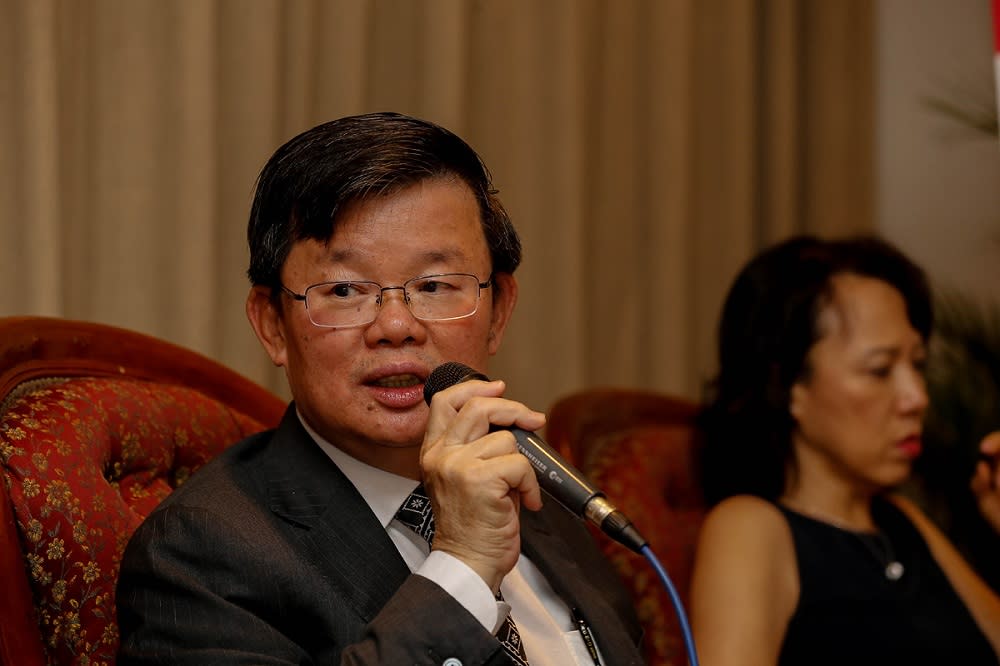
[788,273,929,491]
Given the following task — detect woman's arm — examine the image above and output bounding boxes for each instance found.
[689,495,799,666]
[889,493,1000,657]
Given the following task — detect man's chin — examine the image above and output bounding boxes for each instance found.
[362,420,426,450]
[371,435,423,451]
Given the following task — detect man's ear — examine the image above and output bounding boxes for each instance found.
[486,272,518,355]
[246,286,288,368]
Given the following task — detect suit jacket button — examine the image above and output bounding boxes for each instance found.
[442,659,462,666]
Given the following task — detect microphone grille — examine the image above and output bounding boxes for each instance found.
[423,362,490,405]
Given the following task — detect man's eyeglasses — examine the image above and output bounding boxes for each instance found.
[280,273,492,328]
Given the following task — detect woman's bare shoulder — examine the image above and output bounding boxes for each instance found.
[696,494,796,575]
[702,494,789,537]
[692,494,800,663]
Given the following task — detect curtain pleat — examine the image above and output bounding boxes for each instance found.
[0,0,874,411]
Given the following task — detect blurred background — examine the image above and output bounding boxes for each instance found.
[2,0,999,577]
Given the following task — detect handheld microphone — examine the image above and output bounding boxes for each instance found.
[423,361,647,553]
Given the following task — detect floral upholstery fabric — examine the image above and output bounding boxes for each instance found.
[0,377,273,666]
[581,424,705,666]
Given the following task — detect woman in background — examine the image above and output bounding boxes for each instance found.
[690,235,1000,665]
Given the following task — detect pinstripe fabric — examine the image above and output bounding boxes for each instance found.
[118,406,646,665]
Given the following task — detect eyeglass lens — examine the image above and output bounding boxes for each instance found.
[304,273,484,327]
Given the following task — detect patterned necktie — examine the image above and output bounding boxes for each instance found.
[395,485,531,665]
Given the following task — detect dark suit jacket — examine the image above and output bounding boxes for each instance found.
[117,406,645,665]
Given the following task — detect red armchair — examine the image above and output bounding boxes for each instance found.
[546,388,706,666]
[0,316,285,666]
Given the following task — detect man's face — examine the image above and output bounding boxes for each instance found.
[247,178,517,477]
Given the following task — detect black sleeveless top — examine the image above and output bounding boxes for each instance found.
[777,497,997,665]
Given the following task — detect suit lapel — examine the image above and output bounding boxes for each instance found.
[519,505,586,601]
[520,499,644,664]
[256,407,412,624]
[251,409,643,661]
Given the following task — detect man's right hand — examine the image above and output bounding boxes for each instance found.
[419,377,546,593]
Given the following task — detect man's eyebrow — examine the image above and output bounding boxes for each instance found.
[327,248,469,265]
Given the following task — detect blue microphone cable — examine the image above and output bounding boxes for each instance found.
[639,544,699,666]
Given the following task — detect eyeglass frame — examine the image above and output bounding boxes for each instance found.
[279,272,494,328]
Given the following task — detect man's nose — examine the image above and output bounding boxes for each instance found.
[365,286,424,344]
[377,285,410,310]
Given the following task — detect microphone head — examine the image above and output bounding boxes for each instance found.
[424,362,490,405]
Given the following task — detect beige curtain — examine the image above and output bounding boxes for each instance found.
[0,0,873,413]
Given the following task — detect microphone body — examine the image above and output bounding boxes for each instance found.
[423,362,648,553]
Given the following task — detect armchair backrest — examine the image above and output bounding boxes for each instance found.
[0,316,285,666]
[546,388,705,666]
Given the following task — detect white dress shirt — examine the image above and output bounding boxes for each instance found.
[299,413,604,665]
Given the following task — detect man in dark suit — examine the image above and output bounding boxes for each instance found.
[116,112,644,665]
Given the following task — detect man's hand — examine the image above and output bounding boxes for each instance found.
[420,377,546,593]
